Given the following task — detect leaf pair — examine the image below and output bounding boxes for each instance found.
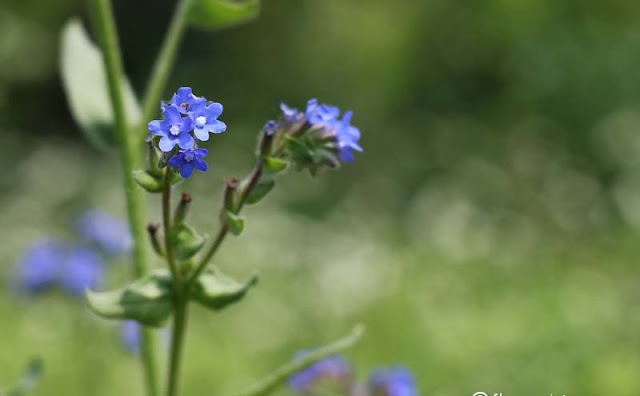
[86,268,257,327]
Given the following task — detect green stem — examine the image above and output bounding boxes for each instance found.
[88,0,159,395]
[141,0,196,124]
[186,160,263,289]
[229,325,365,396]
[162,169,181,282]
[167,297,189,396]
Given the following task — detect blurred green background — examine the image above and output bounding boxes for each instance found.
[2,0,640,394]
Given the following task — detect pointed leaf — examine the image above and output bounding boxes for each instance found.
[224,210,245,235]
[173,224,205,261]
[245,177,275,205]
[191,267,258,311]
[189,0,260,31]
[132,169,164,193]
[60,18,141,150]
[86,270,173,327]
[263,156,289,174]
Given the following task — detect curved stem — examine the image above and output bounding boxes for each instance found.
[141,0,196,124]
[88,1,159,395]
[186,161,263,289]
[229,325,365,396]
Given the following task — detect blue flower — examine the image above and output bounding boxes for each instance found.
[77,210,132,255]
[288,354,353,394]
[305,99,340,126]
[148,106,195,152]
[168,148,209,178]
[369,366,417,396]
[59,247,104,296]
[262,120,280,136]
[335,111,363,162]
[190,100,226,141]
[120,320,141,354]
[169,87,201,115]
[16,240,65,293]
[280,103,304,122]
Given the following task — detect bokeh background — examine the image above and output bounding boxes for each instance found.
[2,0,640,394]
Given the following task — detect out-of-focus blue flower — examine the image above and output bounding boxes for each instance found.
[59,247,104,296]
[16,240,65,293]
[305,99,340,126]
[368,366,417,396]
[120,320,141,354]
[148,106,195,152]
[262,120,280,136]
[169,87,201,115]
[77,210,132,255]
[289,354,353,394]
[168,148,209,178]
[281,103,304,123]
[335,111,363,162]
[190,100,226,141]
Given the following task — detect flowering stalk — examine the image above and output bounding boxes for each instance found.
[87,0,160,394]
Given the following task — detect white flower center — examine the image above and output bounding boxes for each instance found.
[195,116,207,128]
[169,124,181,136]
[184,151,195,162]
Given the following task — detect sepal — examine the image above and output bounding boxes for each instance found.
[85,270,174,327]
[263,156,288,174]
[245,177,275,205]
[173,224,205,261]
[132,169,164,193]
[224,211,245,236]
[190,267,258,311]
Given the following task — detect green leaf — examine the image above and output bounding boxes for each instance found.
[132,169,163,193]
[7,358,43,396]
[245,178,275,205]
[86,270,174,327]
[60,18,141,150]
[190,267,258,311]
[189,0,260,31]
[263,157,289,174]
[224,210,245,236]
[173,224,205,261]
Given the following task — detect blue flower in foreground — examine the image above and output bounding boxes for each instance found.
[305,98,340,126]
[148,106,195,152]
[168,148,209,178]
[335,111,363,162]
[369,366,417,396]
[16,240,65,293]
[59,247,104,296]
[169,87,201,115]
[120,320,141,354]
[281,103,304,122]
[289,354,353,394]
[77,210,132,255]
[190,100,226,141]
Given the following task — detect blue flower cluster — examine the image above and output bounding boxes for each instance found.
[288,355,416,396]
[15,210,131,296]
[148,87,226,178]
[280,99,363,162]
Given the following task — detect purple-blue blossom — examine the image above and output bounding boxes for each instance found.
[263,120,280,136]
[335,110,363,162]
[168,148,209,178]
[190,100,226,141]
[305,99,340,126]
[288,354,353,393]
[16,240,65,293]
[59,247,104,296]
[169,87,201,115]
[120,320,141,354]
[148,106,195,152]
[77,210,132,255]
[368,366,417,396]
[280,103,304,123]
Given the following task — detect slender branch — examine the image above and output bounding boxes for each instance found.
[228,325,366,396]
[141,0,196,124]
[186,160,263,288]
[162,168,181,283]
[87,1,159,395]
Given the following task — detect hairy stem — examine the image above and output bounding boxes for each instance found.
[186,160,263,288]
[229,325,365,396]
[88,1,159,395]
[141,0,196,124]
[167,296,189,396]
[162,169,181,282]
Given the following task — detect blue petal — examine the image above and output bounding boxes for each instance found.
[206,120,226,134]
[193,127,210,141]
[159,136,177,152]
[180,164,194,178]
[148,120,164,136]
[193,158,208,172]
[205,102,223,119]
[194,148,208,157]
[168,153,183,167]
[177,133,194,150]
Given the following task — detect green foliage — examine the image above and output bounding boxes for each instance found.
[224,210,245,235]
[59,19,141,150]
[262,157,288,174]
[6,358,43,396]
[190,267,257,311]
[173,223,205,261]
[245,178,275,205]
[132,169,164,193]
[86,270,174,327]
[189,0,260,31]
